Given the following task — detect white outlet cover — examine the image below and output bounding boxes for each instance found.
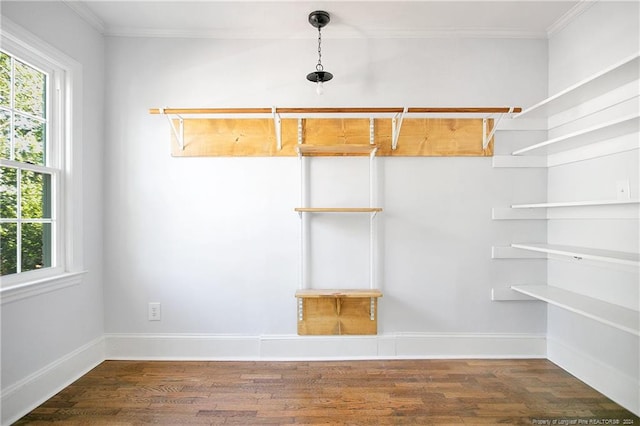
[148,302,161,321]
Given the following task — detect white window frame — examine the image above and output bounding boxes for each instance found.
[0,19,84,304]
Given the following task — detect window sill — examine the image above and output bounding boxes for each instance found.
[0,271,86,305]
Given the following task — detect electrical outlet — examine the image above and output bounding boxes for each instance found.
[148,302,161,321]
[616,180,630,201]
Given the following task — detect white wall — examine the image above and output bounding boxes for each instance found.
[546,0,639,414]
[0,2,105,424]
[102,35,548,344]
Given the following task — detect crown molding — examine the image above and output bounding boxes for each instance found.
[62,0,106,34]
[546,0,596,38]
[103,27,547,40]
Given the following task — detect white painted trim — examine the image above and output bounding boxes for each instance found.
[547,336,640,416]
[0,271,86,305]
[1,336,105,426]
[104,332,546,361]
[101,27,548,40]
[61,0,106,34]
[546,0,596,38]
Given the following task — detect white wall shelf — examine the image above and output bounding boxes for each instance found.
[511,199,639,209]
[516,53,639,119]
[511,243,640,267]
[511,285,639,336]
[512,114,639,156]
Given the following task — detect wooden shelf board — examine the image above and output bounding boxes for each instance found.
[511,243,640,266]
[511,285,639,336]
[296,144,377,155]
[295,289,383,298]
[295,207,382,213]
[511,199,640,209]
[516,54,639,119]
[512,114,640,155]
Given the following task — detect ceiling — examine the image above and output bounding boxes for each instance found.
[64,0,588,39]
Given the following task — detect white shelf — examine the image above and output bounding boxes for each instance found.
[511,199,640,209]
[512,114,640,155]
[516,54,639,119]
[511,285,639,336]
[511,243,640,267]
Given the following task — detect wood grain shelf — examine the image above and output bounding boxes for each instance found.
[295,289,382,336]
[512,114,639,155]
[511,243,640,267]
[516,54,639,119]
[296,144,377,156]
[295,289,383,298]
[511,199,639,209]
[295,207,382,213]
[511,285,640,336]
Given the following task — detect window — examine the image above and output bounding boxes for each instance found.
[0,50,56,277]
[0,20,83,300]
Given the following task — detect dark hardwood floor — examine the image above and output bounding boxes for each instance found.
[14,359,639,425]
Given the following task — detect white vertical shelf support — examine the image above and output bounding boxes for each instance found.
[298,136,309,289]
[272,107,282,151]
[297,118,303,145]
[392,107,407,150]
[369,146,378,289]
[369,117,375,146]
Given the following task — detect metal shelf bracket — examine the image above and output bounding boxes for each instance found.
[483,106,514,149]
[392,107,408,150]
[160,108,185,150]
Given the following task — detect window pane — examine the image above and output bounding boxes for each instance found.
[21,222,52,272]
[0,52,9,108]
[14,113,45,165]
[14,59,46,118]
[21,170,51,219]
[0,166,17,219]
[1,222,17,275]
[0,109,9,160]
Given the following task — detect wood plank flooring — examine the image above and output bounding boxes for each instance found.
[14,359,639,425]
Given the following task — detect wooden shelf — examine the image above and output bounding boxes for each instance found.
[295,289,383,336]
[295,207,382,213]
[295,289,383,298]
[511,285,639,336]
[511,243,640,267]
[516,54,639,119]
[511,199,640,209]
[512,114,639,155]
[296,144,377,156]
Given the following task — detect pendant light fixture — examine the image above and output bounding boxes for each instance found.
[306,10,333,95]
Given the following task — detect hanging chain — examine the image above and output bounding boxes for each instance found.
[316,27,323,71]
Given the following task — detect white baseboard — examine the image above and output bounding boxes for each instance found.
[104,332,546,361]
[547,336,640,416]
[1,336,105,426]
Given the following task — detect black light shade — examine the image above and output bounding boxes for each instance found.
[306,70,333,83]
